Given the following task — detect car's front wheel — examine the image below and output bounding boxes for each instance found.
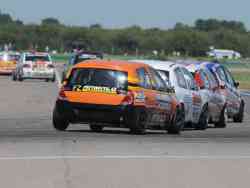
[233,100,244,123]
[196,105,208,130]
[90,124,104,132]
[215,106,227,128]
[52,108,69,131]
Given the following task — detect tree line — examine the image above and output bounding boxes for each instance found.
[1,11,250,57]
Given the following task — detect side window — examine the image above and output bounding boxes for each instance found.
[174,68,187,89]
[223,67,235,87]
[136,68,152,89]
[200,70,210,89]
[157,70,171,87]
[216,67,227,82]
[148,68,167,91]
[205,69,219,88]
[182,68,199,91]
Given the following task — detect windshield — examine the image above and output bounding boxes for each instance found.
[68,68,128,91]
[0,54,20,61]
[25,55,50,62]
[73,54,102,65]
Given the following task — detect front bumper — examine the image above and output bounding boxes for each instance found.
[54,100,136,125]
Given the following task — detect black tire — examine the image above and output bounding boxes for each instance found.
[61,72,66,83]
[90,124,104,132]
[214,106,227,128]
[196,105,208,130]
[51,76,56,82]
[233,100,244,123]
[129,108,147,135]
[167,107,185,134]
[52,108,69,131]
[12,72,17,81]
[18,73,23,82]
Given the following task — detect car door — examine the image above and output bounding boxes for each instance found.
[148,67,172,126]
[215,66,237,116]
[136,67,157,125]
[198,69,215,115]
[203,68,225,119]
[173,67,193,122]
[181,67,202,124]
[223,66,241,115]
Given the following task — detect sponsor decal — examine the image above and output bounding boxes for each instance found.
[72,85,117,94]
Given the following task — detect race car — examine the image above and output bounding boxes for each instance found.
[132,60,208,130]
[183,62,227,128]
[0,52,20,75]
[13,52,56,82]
[53,60,185,134]
[200,61,244,123]
[61,51,103,81]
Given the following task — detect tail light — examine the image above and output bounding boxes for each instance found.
[58,86,71,101]
[47,64,55,69]
[23,64,31,68]
[121,91,134,105]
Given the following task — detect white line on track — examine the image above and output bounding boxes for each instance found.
[0,155,250,160]
[241,92,250,97]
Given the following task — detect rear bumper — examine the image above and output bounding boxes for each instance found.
[23,71,55,79]
[0,69,13,75]
[54,100,138,125]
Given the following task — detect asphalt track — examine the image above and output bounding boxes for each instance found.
[0,72,250,188]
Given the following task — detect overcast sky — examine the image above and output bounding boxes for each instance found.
[1,0,249,28]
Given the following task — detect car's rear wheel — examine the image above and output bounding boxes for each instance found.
[233,100,244,123]
[51,76,56,82]
[129,108,147,135]
[215,106,227,128]
[17,73,23,81]
[12,72,17,81]
[195,105,208,130]
[90,124,104,132]
[167,106,185,134]
[52,108,69,131]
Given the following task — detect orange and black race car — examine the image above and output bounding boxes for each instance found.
[53,60,185,134]
[0,52,20,75]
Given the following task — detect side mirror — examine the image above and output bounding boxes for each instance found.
[166,86,175,93]
[220,84,226,89]
[234,82,239,88]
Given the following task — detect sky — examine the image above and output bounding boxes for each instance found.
[1,0,250,29]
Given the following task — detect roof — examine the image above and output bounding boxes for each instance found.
[130,60,176,71]
[74,59,148,72]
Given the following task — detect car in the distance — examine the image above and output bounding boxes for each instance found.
[0,51,20,75]
[201,61,244,123]
[53,60,184,134]
[13,52,55,82]
[184,62,227,128]
[61,51,103,81]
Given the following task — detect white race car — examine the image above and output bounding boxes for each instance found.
[13,52,56,82]
[132,60,209,130]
